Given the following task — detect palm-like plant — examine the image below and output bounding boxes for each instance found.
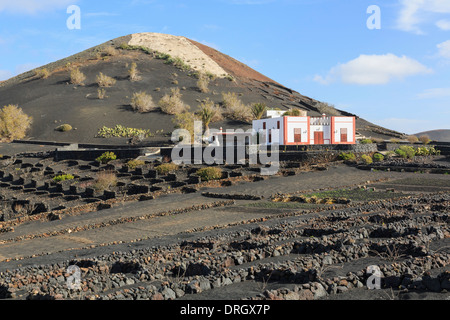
[251,103,267,120]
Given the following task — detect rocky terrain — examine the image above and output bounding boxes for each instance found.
[0,148,448,301]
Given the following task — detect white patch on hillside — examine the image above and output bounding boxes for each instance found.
[128,33,229,78]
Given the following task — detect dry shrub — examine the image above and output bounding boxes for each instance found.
[96,72,116,87]
[35,68,50,79]
[97,88,107,100]
[70,68,86,85]
[419,135,431,145]
[128,62,141,82]
[159,87,190,115]
[407,135,419,143]
[131,91,156,113]
[0,104,33,141]
[94,170,117,191]
[172,111,199,142]
[197,72,210,93]
[221,92,252,123]
[102,46,118,57]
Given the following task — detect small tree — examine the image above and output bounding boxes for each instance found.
[0,105,33,141]
[196,98,222,130]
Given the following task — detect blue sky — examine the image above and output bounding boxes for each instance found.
[0,0,449,134]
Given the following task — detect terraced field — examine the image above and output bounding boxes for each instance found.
[0,154,449,301]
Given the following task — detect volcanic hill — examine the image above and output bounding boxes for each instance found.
[0,32,403,145]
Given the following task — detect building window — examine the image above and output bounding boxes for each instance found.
[294,128,302,143]
[268,129,272,143]
[277,121,280,129]
[263,122,266,130]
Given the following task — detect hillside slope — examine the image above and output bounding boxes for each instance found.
[0,33,404,144]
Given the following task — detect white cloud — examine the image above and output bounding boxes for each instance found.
[437,40,450,58]
[0,0,77,14]
[397,0,450,34]
[314,54,432,85]
[417,87,450,99]
[436,19,450,30]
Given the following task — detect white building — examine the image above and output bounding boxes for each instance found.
[252,111,356,146]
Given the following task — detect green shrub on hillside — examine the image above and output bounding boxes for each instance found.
[373,153,385,162]
[55,124,73,132]
[96,152,117,164]
[53,174,75,182]
[156,163,178,175]
[361,154,373,165]
[339,152,356,161]
[395,146,415,159]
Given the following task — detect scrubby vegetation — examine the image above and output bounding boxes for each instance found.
[361,154,373,165]
[55,124,73,132]
[97,88,107,100]
[35,68,50,79]
[359,139,373,144]
[96,152,117,164]
[373,153,385,162]
[407,135,419,143]
[94,170,117,191]
[159,88,190,115]
[156,163,178,175]
[172,111,199,141]
[96,72,116,87]
[419,135,431,145]
[70,68,86,85]
[395,146,416,159]
[53,174,75,182]
[221,92,252,123]
[283,109,305,116]
[0,104,33,141]
[127,159,146,170]
[96,125,153,138]
[128,62,141,82]
[130,91,156,113]
[339,152,356,161]
[197,72,210,93]
[314,102,340,116]
[196,167,223,181]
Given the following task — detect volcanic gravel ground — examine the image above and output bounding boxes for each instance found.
[0,162,449,301]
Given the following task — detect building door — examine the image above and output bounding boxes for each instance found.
[340,128,348,143]
[314,131,324,144]
[294,128,302,143]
